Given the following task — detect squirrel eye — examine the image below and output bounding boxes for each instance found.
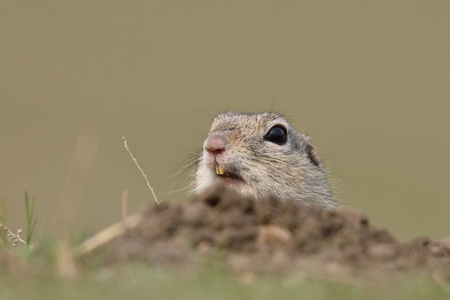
[264,125,287,145]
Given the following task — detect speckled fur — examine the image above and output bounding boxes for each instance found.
[194,112,336,209]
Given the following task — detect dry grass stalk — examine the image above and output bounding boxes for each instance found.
[74,213,143,257]
[433,270,450,295]
[122,190,129,221]
[54,126,99,239]
[74,136,161,256]
[56,240,78,279]
[122,136,160,205]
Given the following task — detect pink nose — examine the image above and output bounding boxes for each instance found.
[204,132,228,156]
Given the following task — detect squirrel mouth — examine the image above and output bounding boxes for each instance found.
[214,165,243,182]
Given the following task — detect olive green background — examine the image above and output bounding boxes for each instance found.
[1,1,449,240]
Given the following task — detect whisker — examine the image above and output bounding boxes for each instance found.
[327,172,357,183]
[165,150,200,196]
[162,185,192,195]
[322,148,349,162]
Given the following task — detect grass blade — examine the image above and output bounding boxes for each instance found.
[24,192,37,245]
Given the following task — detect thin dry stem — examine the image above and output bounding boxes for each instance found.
[54,126,99,239]
[74,137,159,256]
[122,136,160,205]
[122,190,129,222]
[433,270,450,295]
[57,240,78,279]
[74,213,143,256]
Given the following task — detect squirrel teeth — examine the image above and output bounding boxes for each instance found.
[215,165,224,175]
[215,165,231,177]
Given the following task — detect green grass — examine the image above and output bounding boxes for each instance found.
[24,192,37,245]
[0,260,448,300]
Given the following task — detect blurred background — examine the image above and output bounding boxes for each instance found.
[1,1,449,240]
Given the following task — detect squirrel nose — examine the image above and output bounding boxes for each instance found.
[204,132,228,156]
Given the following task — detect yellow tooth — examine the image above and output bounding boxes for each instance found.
[215,165,224,175]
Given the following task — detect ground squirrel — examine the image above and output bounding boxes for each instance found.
[194,112,336,209]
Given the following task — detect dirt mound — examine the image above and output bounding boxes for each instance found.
[102,185,450,279]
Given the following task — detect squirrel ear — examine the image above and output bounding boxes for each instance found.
[307,144,322,167]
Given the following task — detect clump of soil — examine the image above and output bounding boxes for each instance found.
[102,185,450,279]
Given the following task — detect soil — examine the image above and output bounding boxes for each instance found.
[101,184,450,281]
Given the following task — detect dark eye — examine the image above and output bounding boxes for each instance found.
[264,125,287,145]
